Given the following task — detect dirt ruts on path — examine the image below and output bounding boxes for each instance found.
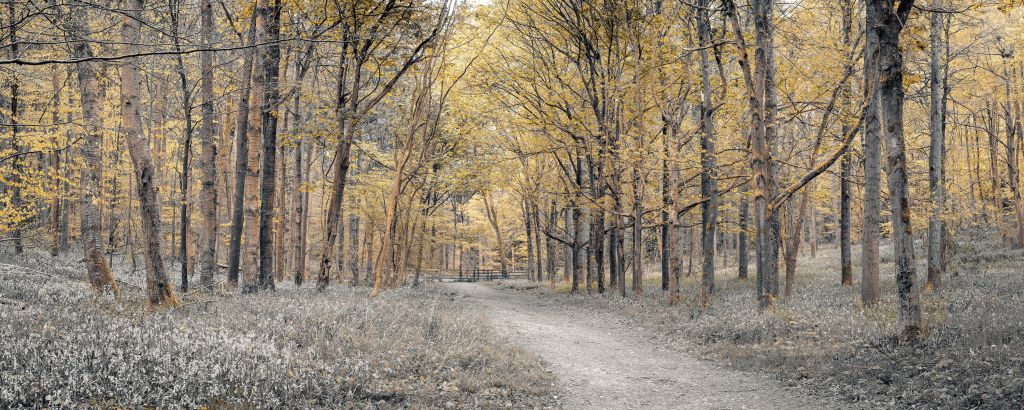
[445,282,836,410]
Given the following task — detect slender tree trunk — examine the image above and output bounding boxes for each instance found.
[226,12,259,288]
[660,143,670,291]
[197,0,217,289]
[926,0,946,291]
[120,0,175,306]
[255,0,282,291]
[483,193,509,279]
[861,0,883,307]
[752,0,781,311]
[50,71,62,257]
[839,0,854,287]
[525,201,535,281]
[348,215,360,285]
[7,3,22,255]
[697,0,718,308]
[291,90,307,284]
[316,35,357,290]
[738,182,749,279]
[170,2,194,292]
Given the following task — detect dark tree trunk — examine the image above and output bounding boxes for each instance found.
[256,0,282,291]
[869,0,920,342]
[170,1,194,292]
[697,0,718,308]
[839,0,854,288]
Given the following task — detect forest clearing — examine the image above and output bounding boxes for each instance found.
[2,0,1024,407]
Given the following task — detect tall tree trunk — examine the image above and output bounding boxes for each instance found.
[316,33,356,290]
[697,0,718,308]
[226,11,259,288]
[70,17,118,293]
[7,3,22,255]
[50,71,62,257]
[839,0,854,287]
[170,1,194,292]
[660,142,670,291]
[255,0,282,291]
[870,0,921,342]
[197,0,217,289]
[291,89,307,285]
[120,0,176,306]
[926,0,946,291]
[861,0,883,307]
[752,0,781,311]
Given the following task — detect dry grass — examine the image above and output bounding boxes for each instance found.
[532,236,1024,409]
[0,250,557,408]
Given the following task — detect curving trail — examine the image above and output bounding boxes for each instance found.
[445,282,836,410]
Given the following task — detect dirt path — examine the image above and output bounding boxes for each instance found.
[444,282,832,410]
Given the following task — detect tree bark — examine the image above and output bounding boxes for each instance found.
[120,0,176,306]
[7,3,22,255]
[255,0,282,291]
[839,0,854,287]
[926,0,946,291]
[170,1,194,292]
[197,0,218,289]
[697,0,717,308]
[870,0,921,342]
[861,0,883,307]
[226,11,258,288]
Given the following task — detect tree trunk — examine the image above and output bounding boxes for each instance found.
[483,193,509,279]
[697,0,718,308]
[839,0,854,287]
[870,0,921,342]
[226,11,259,288]
[197,0,218,289]
[255,0,282,291]
[861,0,883,307]
[120,0,175,306]
[926,0,946,291]
[752,0,781,311]
[661,144,670,291]
[7,3,22,255]
[170,2,194,292]
[291,97,306,284]
[525,201,535,281]
[316,35,357,290]
[738,183,749,280]
[348,215,360,285]
[50,71,62,257]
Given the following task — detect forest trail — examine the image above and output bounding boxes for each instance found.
[445,282,831,410]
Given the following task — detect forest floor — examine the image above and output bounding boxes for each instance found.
[0,251,558,408]
[443,281,833,409]
[465,235,1024,409]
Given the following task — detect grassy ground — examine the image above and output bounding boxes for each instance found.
[0,251,557,408]
[526,236,1024,409]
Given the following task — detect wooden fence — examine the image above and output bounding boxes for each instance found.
[421,269,529,283]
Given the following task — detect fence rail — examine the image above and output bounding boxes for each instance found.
[422,269,529,282]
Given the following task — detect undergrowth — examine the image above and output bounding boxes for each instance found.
[0,251,556,408]
[520,237,1024,409]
